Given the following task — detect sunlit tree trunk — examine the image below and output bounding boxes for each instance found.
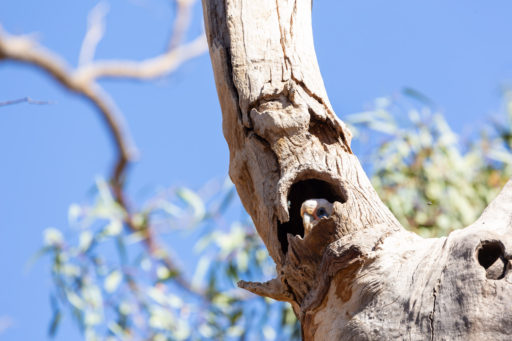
[202,0,512,339]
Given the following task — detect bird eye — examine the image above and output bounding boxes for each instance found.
[316,207,328,218]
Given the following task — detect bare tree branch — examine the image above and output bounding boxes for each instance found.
[0,0,207,298]
[0,97,53,106]
[78,1,109,66]
[74,34,207,83]
[168,0,195,50]
[0,28,136,182]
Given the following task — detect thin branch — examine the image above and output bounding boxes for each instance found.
[113,181,208,298]
[0,97,53,107]
[74,0,207,84]
[168,0,196,50]
[74,33,207,83]
[78,2,109,66]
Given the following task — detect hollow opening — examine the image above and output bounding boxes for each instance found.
[477,240,507,280]
[478,241,503,269]
[277,179,346,254]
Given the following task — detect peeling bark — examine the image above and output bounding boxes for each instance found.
[202,0,512,339]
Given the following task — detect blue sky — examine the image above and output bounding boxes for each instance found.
[1,0,512,340]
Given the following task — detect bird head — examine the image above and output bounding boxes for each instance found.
[300,198,333,236]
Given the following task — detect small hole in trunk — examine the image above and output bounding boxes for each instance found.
[477,241,507,280]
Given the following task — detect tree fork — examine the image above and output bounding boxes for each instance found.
[202,0,512,339]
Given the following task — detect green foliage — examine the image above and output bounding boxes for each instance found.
[41,179,299,340]
[347,91,512,236]
[41,90,512,339]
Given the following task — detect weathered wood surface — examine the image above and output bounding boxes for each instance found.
[202,0,512,339]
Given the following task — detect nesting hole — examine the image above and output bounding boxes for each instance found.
[277,179,346,254]
[477,241,507,280]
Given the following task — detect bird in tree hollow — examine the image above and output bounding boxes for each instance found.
[300,198,333,236]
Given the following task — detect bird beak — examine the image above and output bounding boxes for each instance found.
[300,200,320,236]
[302,212,314,224]
[302,212,314,235]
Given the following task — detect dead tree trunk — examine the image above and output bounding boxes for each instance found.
[202,1,512,339]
